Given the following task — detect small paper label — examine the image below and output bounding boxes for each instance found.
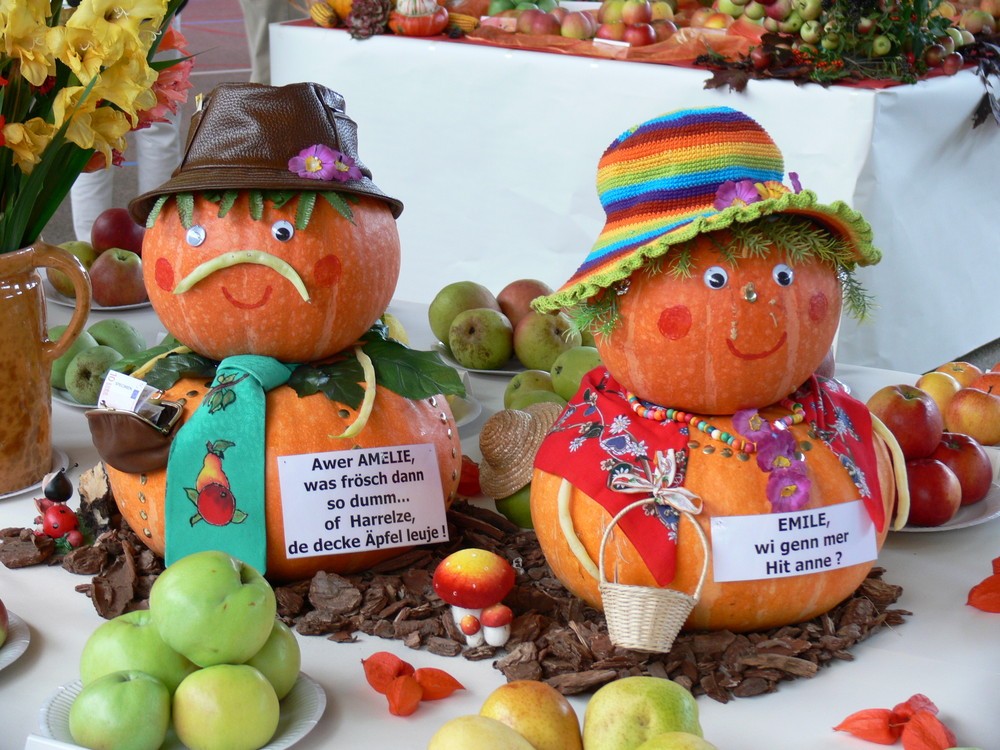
[709,501,877,582]
[97,370,151,411]
[277,443,449,559]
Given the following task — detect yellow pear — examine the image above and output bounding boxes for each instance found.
[479,680,583,750]
[635,732,719,750]
[428,715,535,750]
[582,676,702,750]
[914,370,961,415]
[380,312,409,345]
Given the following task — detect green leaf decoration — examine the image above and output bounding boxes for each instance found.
[217,191,238,217]
[147,196,170,228]
[177,193,195,229]
[210,439,235,455]
[232,509,248,524]
[190,512,203,526]
[249,190,264,220]
[142,351,219,391]
[266,190,296,209]
[184,487,199,506]
[295,192,316,230]
[365,338,466,401]
[320,191,355,224]
[287,359,367,408]
[110,335,186,376]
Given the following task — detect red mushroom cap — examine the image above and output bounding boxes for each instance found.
[460,614,482,635]
[432,548,516,609]
[480,603,513,628]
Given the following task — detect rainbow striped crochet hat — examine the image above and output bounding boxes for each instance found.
[534,106,880,313]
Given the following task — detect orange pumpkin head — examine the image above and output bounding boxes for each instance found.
[143,192,400,363]
[106,377,462,583]
[596,230,842,414]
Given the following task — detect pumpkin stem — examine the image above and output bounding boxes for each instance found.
[331,345,377,439]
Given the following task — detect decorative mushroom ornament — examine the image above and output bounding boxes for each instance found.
[528,107,906,635]
[433,548,516,645]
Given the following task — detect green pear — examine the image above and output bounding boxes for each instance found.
[64,345,124,406]
[508,389,567,411]
[479,679,583,750]
[428,280,501,344]
[448,307,514,370]
[495,483,533,529]
[635,732,719,750]
[504,369,554,408]
[513,310,582,371]
[87,318,145,357]
[583,676,703,750]
[49,325,99,390]
[429,715,535,750]
[550,346,603,401]
[48,240,97,298]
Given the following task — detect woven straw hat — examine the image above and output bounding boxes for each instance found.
[478,402,562,500]
[128,82,402,224]
[534,106,879,313]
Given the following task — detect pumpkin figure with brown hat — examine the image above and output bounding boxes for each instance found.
[90,82,464,582]
[527,106,909,650]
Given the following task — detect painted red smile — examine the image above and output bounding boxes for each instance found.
[726,331,787,360]
[222,285,273,310]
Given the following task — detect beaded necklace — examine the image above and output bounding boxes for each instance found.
[624,392,805,455]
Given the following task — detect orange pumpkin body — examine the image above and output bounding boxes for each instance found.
[530,413,896,632]
[596,234,842,415]
[106,377,462,582]
[142,193,400,363]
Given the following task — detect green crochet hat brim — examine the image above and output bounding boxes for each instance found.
[535,190,880,314]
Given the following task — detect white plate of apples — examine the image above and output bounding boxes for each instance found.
[0,608,31,672]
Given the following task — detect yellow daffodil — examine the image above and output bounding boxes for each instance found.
[3,118,56,173]
[67,0,167,49]
[47,25,112,84]
[86,106,133,164]
[93,49,158,123]
[0,0,55,86]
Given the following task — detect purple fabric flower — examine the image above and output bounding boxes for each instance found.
[766,465,811,513]
[288,144,362,182]
[733,408,770,445]
[789,172,802,193]
[756,427,798,473]
[714,179,760,211]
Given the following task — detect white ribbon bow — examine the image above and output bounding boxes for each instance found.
[610,449,703,515]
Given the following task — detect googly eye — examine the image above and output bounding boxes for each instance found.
[271,220,294,242]
[703,266,729,290]
[772,263,794,287]
[185,225,206,247]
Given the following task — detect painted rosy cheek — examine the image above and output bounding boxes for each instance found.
[658,305,692,341]
[154,257,175,292]
[809,292,829,323]
[313,254,341,287]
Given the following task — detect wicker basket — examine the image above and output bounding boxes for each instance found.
[598,498,710,653]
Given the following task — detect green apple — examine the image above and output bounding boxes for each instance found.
[173,664,279,750]
[49,325,99,390]
[244,619,301,699]
[508,389,567,411]
[583,676,702,748]
[64,344,123,405]
[504,369,555,408]
[479,679,583,750]
[87,317,146,357]
[48,240,97,298]
[636,732,719,750]
[513,310,582,371]
[494,483,533,528]
[149,550,277,667]
[488,0,516,13]
[80,609,197,694]
[448,307,514,370]
[550,345,603,401]
[428,280,501,344]
[69,670,171,750]
[429,715,535,750]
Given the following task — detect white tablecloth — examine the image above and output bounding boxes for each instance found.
[270,24,1000,374]
[4,298,999,748]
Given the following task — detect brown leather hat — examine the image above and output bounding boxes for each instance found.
[128,81,403,223]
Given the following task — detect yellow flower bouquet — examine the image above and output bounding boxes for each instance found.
[0,0,191,253]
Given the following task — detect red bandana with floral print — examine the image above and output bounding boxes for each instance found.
[534,369,885,586]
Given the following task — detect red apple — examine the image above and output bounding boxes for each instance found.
[651,18,677,40]
[497,279,554,329]
[516,8,545,33]
[623,21,657,45]
[0,597,8,648]
[905,458,962,527]
[969,372,1000,394]
[596,20,627,39]
[549,5,569,22]
[88,248,148,307]
[621,0,653,24]
[531,11,563,35]
[942,50,964,75]
[598,0,625,22]
[91,207,146,256]
[866,384,944,460]
[929,432,994,505]
[561,9,596,37]
[935,361,983,388]
[945,387,1000,445]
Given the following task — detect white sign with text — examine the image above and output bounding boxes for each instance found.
[710,500,877,583]
[277,443,448,559]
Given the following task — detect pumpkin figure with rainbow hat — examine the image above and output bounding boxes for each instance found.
[89,83,464,581]
[529,107,909,648]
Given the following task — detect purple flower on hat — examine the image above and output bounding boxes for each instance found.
[789,171,802,193]
[714,179,760,211]
[288,144,362,182]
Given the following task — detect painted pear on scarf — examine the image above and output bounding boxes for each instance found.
[186,440,246,526]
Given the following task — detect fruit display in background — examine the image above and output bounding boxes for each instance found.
[494,483,534,528]
[148,550,277,667]
[969,371,1000,393]
[69,670,171,750]
[429,280,502,344]
[934,361,984,388]
[497,278,554,329]
[503,369,555,408]
[172,664,280,750]
[478,680,584,750]
[91,206,147,256]
[583,676,703,748]
[64,344,124,406]
[929,432,994,506]
[49,325,99,391]
[550,345,603,401]
[865,384,944,459]
[513,310,582,371]
[448,307,515,369]
[914,370,962,415]
[944,386,1000,445]
[88,247,148,307]
[905,458,962,527]
[48,240,98,298]
[87,317,146,357]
